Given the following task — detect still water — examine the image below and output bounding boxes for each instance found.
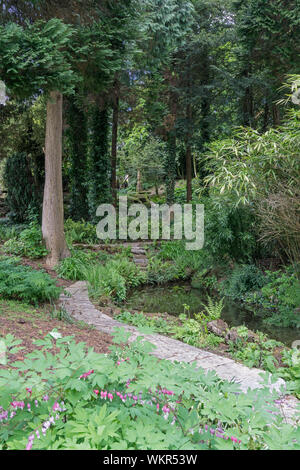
[125,284,299,347]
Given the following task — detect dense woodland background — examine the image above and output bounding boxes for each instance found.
[0,0,299,291]
[0,1,300,451]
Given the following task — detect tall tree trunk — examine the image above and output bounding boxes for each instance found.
[200,49,210,147]
[136,169,142,193]
[186,101,192,203]
[68,94,89,220]
[88,106,111,221]
[262,101,270,132]
[165,66,177,205]
[186,144,192,203]
[42,91,69,268]
[272,104,281,127]
[241,66,254,127]
[165,132,176,205]
[185,62,192,203]
[111,79,119,207]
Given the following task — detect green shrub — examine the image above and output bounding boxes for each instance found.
[0,223,25,242]
[109,256,147,288]
[204,198,260,262]
[226,328,291,373]
[84,256,146,302]
[221,264,266,300]
[64,219,98,245]
[172,315,202,345]
[204,110,300,263]
[57,249,99,281]
[157,241,210,280]
[0,257,61,304]
[115,311,172,335]
[84,263,127,302]
[58,250,145,302]
[245,269,300,328]
[3,223,48,259]
[146,258,179,285]
[277,348,300,399]
[4,152,41,223]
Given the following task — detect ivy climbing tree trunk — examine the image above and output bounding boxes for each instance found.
[241,67,254,127]
[165,132,176,205]
[68,94,89,220]
[186,139,192,202]
[42,91,70,268]
[111,79,119,207]
[136,169,142,193]
[185,62,192,203]
[164,67,177,205]
[88,105,111,221]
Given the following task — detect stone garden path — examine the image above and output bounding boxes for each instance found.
[130,243,148,269]
[59,281,299,422]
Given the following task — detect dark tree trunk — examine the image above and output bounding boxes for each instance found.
[185,59,193,203]
[186,142,192,203]
[262,101,270,132]
[272,104,281,127]
[241,67,254,127]
[186,97,192,203]
[111,79,119,207]
[165,66,177,205]
[88,105,111,220]
[67,94,89,220]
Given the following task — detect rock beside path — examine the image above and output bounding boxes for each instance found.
[207,319,229,338]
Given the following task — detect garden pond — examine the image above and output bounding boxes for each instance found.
[125,284,299,347]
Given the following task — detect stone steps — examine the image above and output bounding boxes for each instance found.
[131,244,148,269]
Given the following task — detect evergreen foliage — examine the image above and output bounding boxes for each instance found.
[4,152,40,223]
[88,106,112,221]
[66,95,89,221]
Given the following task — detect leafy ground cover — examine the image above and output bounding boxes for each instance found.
[0,221,298,401]
[0,256,61,304]
[111,308,300,398]
[0,328,299,450]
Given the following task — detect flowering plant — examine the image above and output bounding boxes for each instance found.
[0,328,299,450]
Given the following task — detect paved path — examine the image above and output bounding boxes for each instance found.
[130,243,148,269]
[59,281,299,421]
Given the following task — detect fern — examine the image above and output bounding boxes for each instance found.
[0,257,61,304]
[201,296,224,321]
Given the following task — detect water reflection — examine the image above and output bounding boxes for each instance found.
[125,284,299,347]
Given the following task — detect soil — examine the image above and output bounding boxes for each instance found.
[0,253,113,365]
[0,301,113,367]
